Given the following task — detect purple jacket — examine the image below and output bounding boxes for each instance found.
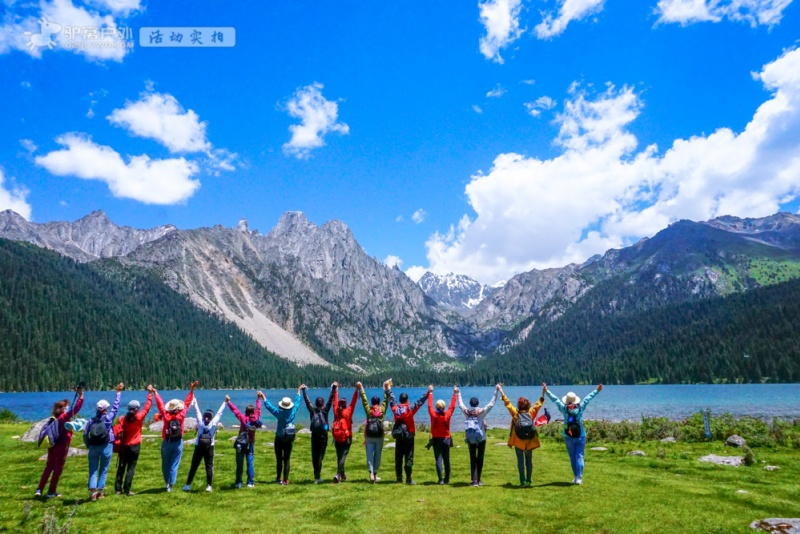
[84,392,121,444]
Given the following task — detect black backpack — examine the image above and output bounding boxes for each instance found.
[566,412,582,438]
[310,412,328,436]
[87,417,109,446]
[515,412,536,440]
[167,419,182,441]
[233,430,249,453]
[391,421,410,441]
[198,427,213,447]
[365,415,384,438]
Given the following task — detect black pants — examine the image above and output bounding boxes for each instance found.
[468,440,486,482]
[275,436,294,481]
[311,433,328,479]
[431,438,451,482]
[186,444,214,486]
[395,435,415,481]
[335,438,351,478]
[114,444,140,494]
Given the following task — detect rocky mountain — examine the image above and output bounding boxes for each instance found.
[417,272,492,313]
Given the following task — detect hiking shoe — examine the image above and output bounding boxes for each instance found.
[206,486,212,492]
[46,493,61,499]
[34,490,42,497]
[406,479,416,486]
[575,478,583,485]
[181,485,191,492]
[247,484,255,488]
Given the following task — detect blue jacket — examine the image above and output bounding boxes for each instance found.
[263,393,302,438]
[546,389,599,438]
[84,392,121,444]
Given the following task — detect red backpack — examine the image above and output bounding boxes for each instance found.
[332,418,349,443]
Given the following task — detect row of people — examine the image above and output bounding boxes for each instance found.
[34,380,602,498]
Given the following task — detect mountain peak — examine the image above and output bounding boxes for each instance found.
[418,271,490,312]
[237,217,249,233]
[273,211,316,235]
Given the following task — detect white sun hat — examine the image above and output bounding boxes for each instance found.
[165,399,184,412]
[278,397,294,409]
[562,392,581,405]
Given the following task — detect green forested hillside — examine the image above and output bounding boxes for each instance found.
[0,239,339,391]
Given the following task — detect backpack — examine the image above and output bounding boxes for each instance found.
[310,411,328,436]
[38,417,60,448]
[365,415,384,438]
[87,417,109,446]
[391,421,410,441]
[167,418,182,441]
[198,427,213,447]
[515,412,536,440]
[233,430,249,453]
[282,423,297,442]
[464,415,485,445]
[332,418,349,443]
[565,411,582,438]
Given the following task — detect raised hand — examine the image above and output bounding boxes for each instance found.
[146,384,154,393]
[383,380,391,391]
[355,381,363,390]
[453,386,459,394]
[495,384,502,391]
[257,391,265,400]
[597,384,604,392]
[542,382,547,391]
[300,384,307,391]
[427,385,434,393]
[190,380,199,390]
[332,382,339,389]
[225,395,231,403]
[116,382,125,392]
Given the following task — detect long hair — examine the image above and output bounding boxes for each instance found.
[52,399,69,417]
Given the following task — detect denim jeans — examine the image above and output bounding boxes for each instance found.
[515,448,532,484]
[161,439,183,486]
[565,436,586,478]
[364,437,383,474]
[236,445,255,485]
[88,442,113,490]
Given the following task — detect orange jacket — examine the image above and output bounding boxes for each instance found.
[502,394,544,451]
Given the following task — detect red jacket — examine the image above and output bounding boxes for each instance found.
[155,391,194,440]
[119,393,153,446]
[228,398,262,444]
[332,389,359,443]
[428,393,457,439]
[389,389,429,434]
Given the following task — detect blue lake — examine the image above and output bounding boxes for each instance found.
[2,384,799,429]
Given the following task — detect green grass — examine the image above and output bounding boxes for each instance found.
[748,258,800,286]
[2,423,799,533]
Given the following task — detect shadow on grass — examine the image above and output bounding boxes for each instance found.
[534,481,574,488]
[134,488,168,495]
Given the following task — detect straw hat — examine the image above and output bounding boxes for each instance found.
[278,397,294,409]
[435,399,446,410]
[562,392,581,405]
[165,399,184,412]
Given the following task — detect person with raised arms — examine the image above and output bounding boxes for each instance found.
[458,385,500,486]
[84,382,124,501]
[113,385,153,496]
[35,385,84,498]
[227,391,264,488]
[387,380,429,485]
[154,381,198,492]
[301,383,336,484]
[182,395,226,492]
[357,380,390,483]
[543,382,603,485]
[331,383,359,483]
[263,387,302,485]
[499,384,545,487]
[427,386,458,485]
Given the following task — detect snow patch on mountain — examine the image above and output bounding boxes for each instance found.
[418,272,492,313]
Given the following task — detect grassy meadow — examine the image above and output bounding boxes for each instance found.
[1,422,799,533]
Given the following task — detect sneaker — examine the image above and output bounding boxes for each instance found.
[471,481,478,487]
[478,481,485,486]
[369,473,375,483]
[575,478,583,485]
[444,478,450,485]
[115,491,121,495]
[247,484,255,488]
[341,474,347,482]
[525,481,532,487]
[333,474,340,484]
[90,492,98,502]
[96,492,105,499]
[375,476,381,482]
[46,493,61,499]
[206,485,212,492]
[571,477,577,484]
[126,492,135,496]
[166,484,172,492]
[396,478,403,483]
[34,490,42,497]
[235,483,243,489]
[275,478,282,484]
[314,479,323,484]
[406,479,416,486]
[438,480,445,485]
[182,485,191,492]
[281,480,289,486]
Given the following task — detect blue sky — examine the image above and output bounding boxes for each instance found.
[1,0,799,283]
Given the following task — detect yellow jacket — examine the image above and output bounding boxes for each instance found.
[502,394,544,451]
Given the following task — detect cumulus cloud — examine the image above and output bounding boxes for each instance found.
[282,82,349,159]
[412,209,427,224]
[0,168,32,219]
[478,0,523,63]
[108,92,211,153]
[486,84,507,98]
[405,265,427,282]
[535,0,605,39]
[655,0,793,26]
[0,0,137,61]
[384,255,403,269]
[35,133,200,205]
[420,48,800,284]
[524,95,556,117]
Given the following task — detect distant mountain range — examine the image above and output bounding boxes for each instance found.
[2,208,799,387]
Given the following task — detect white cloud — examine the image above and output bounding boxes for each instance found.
[20,80,31,89]
[655,0,793,26]
[524,95,556,117]
[486,84,507,98]
[87,0,141,16]
[412,209,427,224]
[521,79,536,85]
[535,0,605,39]
[384,255,403,269]
[108,92,210,153]
[420,48,800,284]
[19,138,37,154]
[282,82,349,159]
[0,168,32,219]
[473,104,484,114]
[405,265,427,282]
[35,133,200,205]
[396,215,404,222]
[478,0,523,63]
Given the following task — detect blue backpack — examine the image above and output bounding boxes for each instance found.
[37,417,60,448]
[465,414,485,445]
